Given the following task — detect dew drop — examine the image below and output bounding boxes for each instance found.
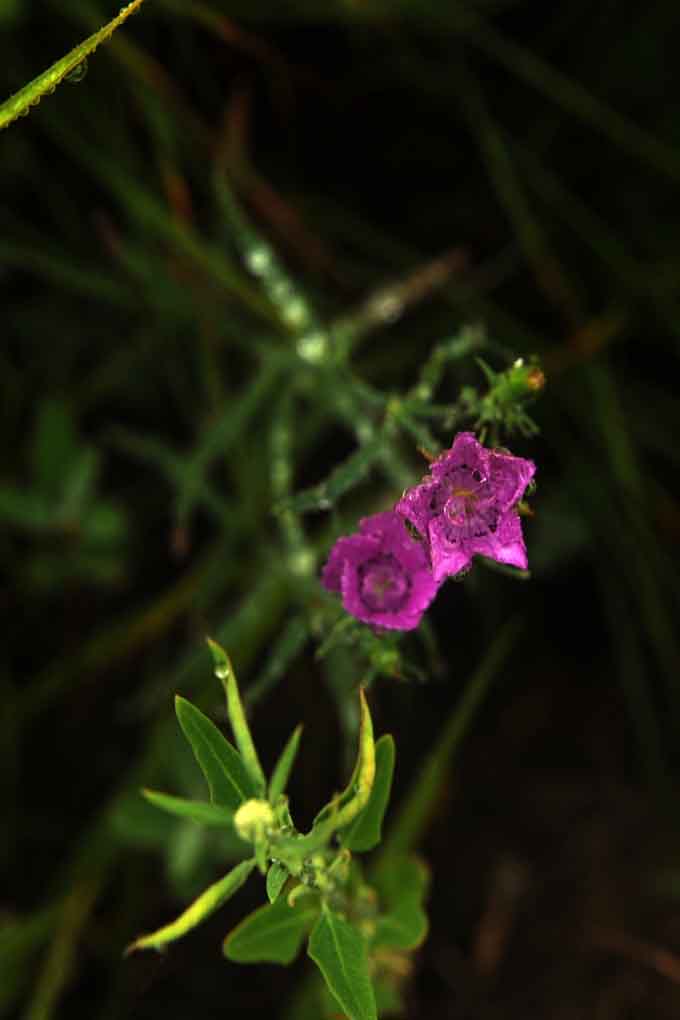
[245,245,271,275]
[65,59,88,84]
[296,331,328,364]
[368,292,403,323]
[214,662,230,680]
[283,298,310,329]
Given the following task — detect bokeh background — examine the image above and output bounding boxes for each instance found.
[3,2,680,1018]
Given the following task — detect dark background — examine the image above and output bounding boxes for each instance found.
[3,2,680,1018]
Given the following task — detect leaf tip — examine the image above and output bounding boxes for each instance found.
[206,635,233,682]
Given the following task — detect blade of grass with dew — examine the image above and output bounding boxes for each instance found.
[0,0,147,131]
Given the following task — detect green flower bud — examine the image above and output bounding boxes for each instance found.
[233,799,275,843]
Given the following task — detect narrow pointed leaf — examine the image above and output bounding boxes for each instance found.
[308,906,377,1020]
[126,858,256,954]
[312,688,375,832]
[141,790,234,828]
[224,896,318,964]
[342,735,395,852]
[266,861,289,904]
[175,696,256,810]
[268,724,303,803]
[0,0,147,131]
[206,638,266,796]
[31,400,78,497]
[278,437,383,514]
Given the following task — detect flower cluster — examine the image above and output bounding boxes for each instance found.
[321,432,535,630]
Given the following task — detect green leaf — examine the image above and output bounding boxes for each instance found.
[126,858,256,954]
[375,618,520,865]
[311,688,375,834]
[268,724,303,803]
[342,735,395,852]
[265,861,289,904]
[308,906,377,1020]
[374,977,405,1017]
[0,486,50,530]
[224,895,318,964]
[279,437,383,514]
[206,638,267,796]
[372,900,428,952]
[30,400,79,497]
[0,907,57,1015]
[141,789,234,828]
[108,791,177,849]
[0,0,147,131]
[175,696,256,811]
[372,856,429,952]
[59,447,99,519]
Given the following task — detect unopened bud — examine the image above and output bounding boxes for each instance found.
[234,799,275,843]
[526,368,546,392]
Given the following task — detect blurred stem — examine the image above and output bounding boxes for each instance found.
[22,879,101,1020]
[597,568,669,801]
[463,12,680,184]
[453,54,582,327]
[374,616,521,872]
[17,544,219,722]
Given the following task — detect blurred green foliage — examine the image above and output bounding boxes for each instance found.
[2,1,680,1018]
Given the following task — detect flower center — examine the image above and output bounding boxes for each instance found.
[358,554,411,613]
[440,464,490,525]
[446,487,479,525]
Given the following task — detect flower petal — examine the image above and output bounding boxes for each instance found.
[468,510,528,569]
[430,431,489,483]
[487,449,535,511]
[321,534,379,593]
[395,479,446,538]
[428,517,473,582]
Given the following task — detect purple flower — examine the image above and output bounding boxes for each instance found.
[321,511,439,630]
[396,432,535,582]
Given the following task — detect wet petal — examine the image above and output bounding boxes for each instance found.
[321,534,379,592]
[428,517,473,582]
[395,479,446,537]
[468,510,528,568]
[488,449,535,511]
[430,431,489,484]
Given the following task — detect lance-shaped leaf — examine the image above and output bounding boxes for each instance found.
[0,0,147,131]
[341,734,395,852]
[310,689,375,833]
[276,437,384,514]
[126,858,256,954]
[372,856,429,951]
[268,724,303,803]
[175,696,256,811]
[266,861,289,904]
[141,790,234,828]
[308,905,377,1020]
[271,690,376,864]
[206,638,266,796]
[224,895,318,964]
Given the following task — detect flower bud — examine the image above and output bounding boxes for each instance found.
[233,799,275,843]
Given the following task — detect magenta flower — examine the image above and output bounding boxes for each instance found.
[321,511,439,630]
[396,432,535,582]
